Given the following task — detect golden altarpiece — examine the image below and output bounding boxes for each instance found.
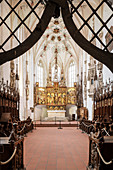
[34,82,77,108]
[34,83,77,117]
[34,52,77,118]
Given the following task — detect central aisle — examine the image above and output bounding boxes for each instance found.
[24,127,89,170]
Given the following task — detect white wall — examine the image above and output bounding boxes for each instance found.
[103,65,113,84]
[34,105,47,120]
[0,62,10,82]
[66,105,77,119]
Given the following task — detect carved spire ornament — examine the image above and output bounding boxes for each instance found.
[10,60,15,89]
[26,60,30,101]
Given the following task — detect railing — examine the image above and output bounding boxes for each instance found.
[79,120,95,134]
[17,119,33,136]
[0,147,17,165]
[89,135,113,166]
[33,116,78,127]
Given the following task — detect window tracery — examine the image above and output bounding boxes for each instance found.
[36,60,43,87]
[68,61,76,87]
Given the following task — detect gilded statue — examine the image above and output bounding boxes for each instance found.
[54,93,58,104]
[10,69,15,88]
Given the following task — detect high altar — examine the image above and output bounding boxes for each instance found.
[34,81,77,117]
[34,49,77,118]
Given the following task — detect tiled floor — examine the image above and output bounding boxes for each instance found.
[24,127,89,170]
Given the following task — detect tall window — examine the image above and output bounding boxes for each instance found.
[52,65,61,82]
[37,60,43,87]
[68,61,76,87]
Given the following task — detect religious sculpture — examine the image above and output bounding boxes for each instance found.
[10,61,15,89]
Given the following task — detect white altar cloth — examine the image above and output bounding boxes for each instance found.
[47,110,66,117]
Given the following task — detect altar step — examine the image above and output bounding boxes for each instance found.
[33,120,78,127]
[42,117,69,122]
[34,123,78,127]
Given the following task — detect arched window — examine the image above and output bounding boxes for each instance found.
[68,61,76,87]
[36,60,43,87]
[52,65,61,82]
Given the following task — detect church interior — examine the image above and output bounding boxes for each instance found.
[0,0,113,169]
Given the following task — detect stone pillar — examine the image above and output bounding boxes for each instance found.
[26,60,30,119]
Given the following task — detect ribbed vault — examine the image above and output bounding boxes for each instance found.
[0,0,113,72]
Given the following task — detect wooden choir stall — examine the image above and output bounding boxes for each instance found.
[79,80,113,170]
[0,79,33,170]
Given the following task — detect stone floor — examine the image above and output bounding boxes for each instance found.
[24,127,89,170]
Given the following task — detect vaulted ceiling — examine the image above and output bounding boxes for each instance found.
[0,0,113,72]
